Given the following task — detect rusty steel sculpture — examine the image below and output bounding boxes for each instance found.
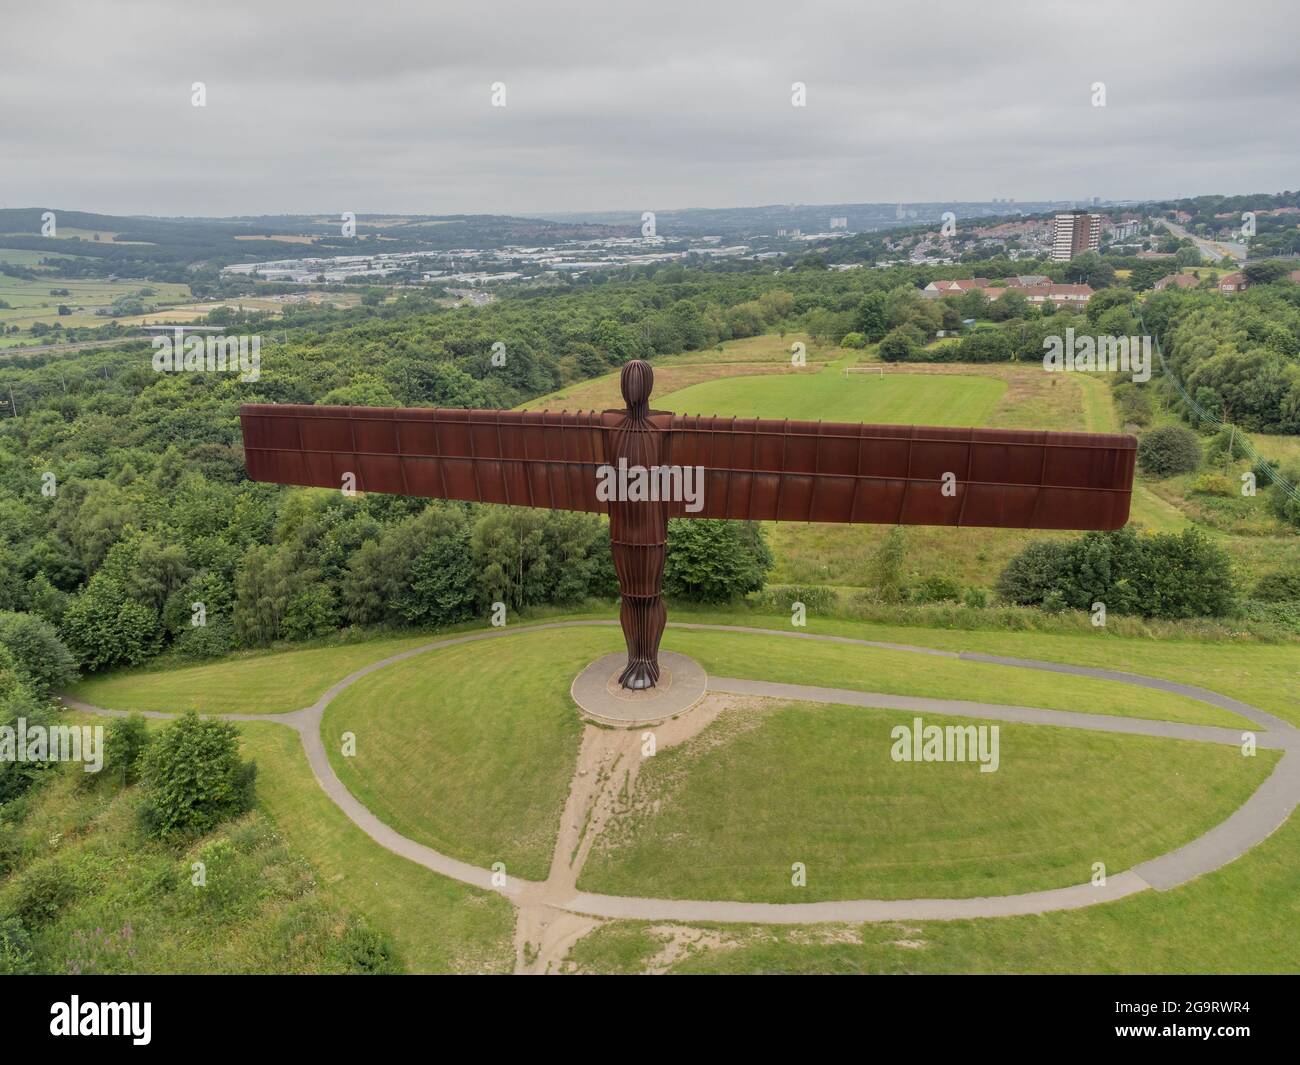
[239,359,1135,690]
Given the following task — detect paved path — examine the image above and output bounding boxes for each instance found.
[64,620,1300,924]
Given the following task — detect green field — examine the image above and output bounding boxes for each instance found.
[321,628,597,879]
[66,631,444,714]
[579,700,1272,902]
[661,629,1248,728]
[0,275,192,332]
[659,367,1005,425]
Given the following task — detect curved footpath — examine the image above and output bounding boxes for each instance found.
[64,619,1300,924]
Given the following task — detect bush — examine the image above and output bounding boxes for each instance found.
[911,574,962,603]
[839,331,867,349]
[0,612,78,696]
[140,713,256,838]
[1137,426,1201,477]
[995,540,1070,606]
[335,920,403,975]
[1112,383,1152,427]
[877,327,919,363]
[1265,464,1300,529]
[0,915,35,974]
[0,687,58,804]
[172,617,236,660]
[664,520,772,603]
[61,575,160,671]
[1205,427,1251,465]
[962,587,989,609]
[102,713,150,787]
[1189,473,1235,497]
[1253,566,1300,602]
[12,861,82,927]
[996,527,1235,619]
[1252,456,1281,486]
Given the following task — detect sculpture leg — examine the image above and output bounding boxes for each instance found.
[618,593,666,690]
[610,532,666,690]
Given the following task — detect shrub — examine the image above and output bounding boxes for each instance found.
[61,575,160,671]
[911,574,962,603]
[839,331,867,349]
[1041,590,1068,613]
[1253,565,1300,602]
[335,920,403,975]
[1265,464,1300,529]
[867,526,908,603]
[664,520,772,603]
[0,915,35,975]
[1204,427,1251,465]
[995,540,1070,606]
[140,713,256,838]
[1137,426,1201,477]
[996,527,1235,619]
[12,861,82,927]
[962,587,989,609]
[0,612,78,696]
[1113,383,1152,427]
[102,713,150,787]
[172,617,236,660]
[1252,456,1280,486]
[877,327,919,363]
[1189,473,1235,497]
[0,687,58,804]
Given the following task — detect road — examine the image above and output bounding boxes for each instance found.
[1162,219,1246,263]
[0,333,149,361]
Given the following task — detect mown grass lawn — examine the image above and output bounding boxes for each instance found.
[661,628,1247,728]
[576,802,1300,974]
[578,700,1274,903]
[658,367,1005,425]
[320,627,617,881]
[238,722,515,973]
[65,631,448,714]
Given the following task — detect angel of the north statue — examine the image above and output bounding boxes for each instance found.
[239,359,1135,691]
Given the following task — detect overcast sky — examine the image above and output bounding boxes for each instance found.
[3,0,1297,218]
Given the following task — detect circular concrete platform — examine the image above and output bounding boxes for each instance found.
[570,652,708,726]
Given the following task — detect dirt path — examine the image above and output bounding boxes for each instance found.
[512,694,746,972]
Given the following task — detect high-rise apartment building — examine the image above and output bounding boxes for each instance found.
[1051,210,1102,261]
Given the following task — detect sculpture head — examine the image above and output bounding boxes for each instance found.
[620,359,653,419]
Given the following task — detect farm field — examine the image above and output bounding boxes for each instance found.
[0,275,192,332]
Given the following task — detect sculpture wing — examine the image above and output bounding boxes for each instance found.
[239,403,609,513]
[664,416,1136,530]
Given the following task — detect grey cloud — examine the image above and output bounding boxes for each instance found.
[1,0,1297,216]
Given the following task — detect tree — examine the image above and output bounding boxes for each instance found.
[1064,252,1115,288]
[663,520,772,603]
[393,532,478,627]
[61,574,160,670]
[0,612,77,695]
[995,540,1070,607]
[878,327,919,362]
[139,712,255,838]
[854,291,889,341]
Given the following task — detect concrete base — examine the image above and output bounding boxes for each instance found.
[571,652,708,727]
